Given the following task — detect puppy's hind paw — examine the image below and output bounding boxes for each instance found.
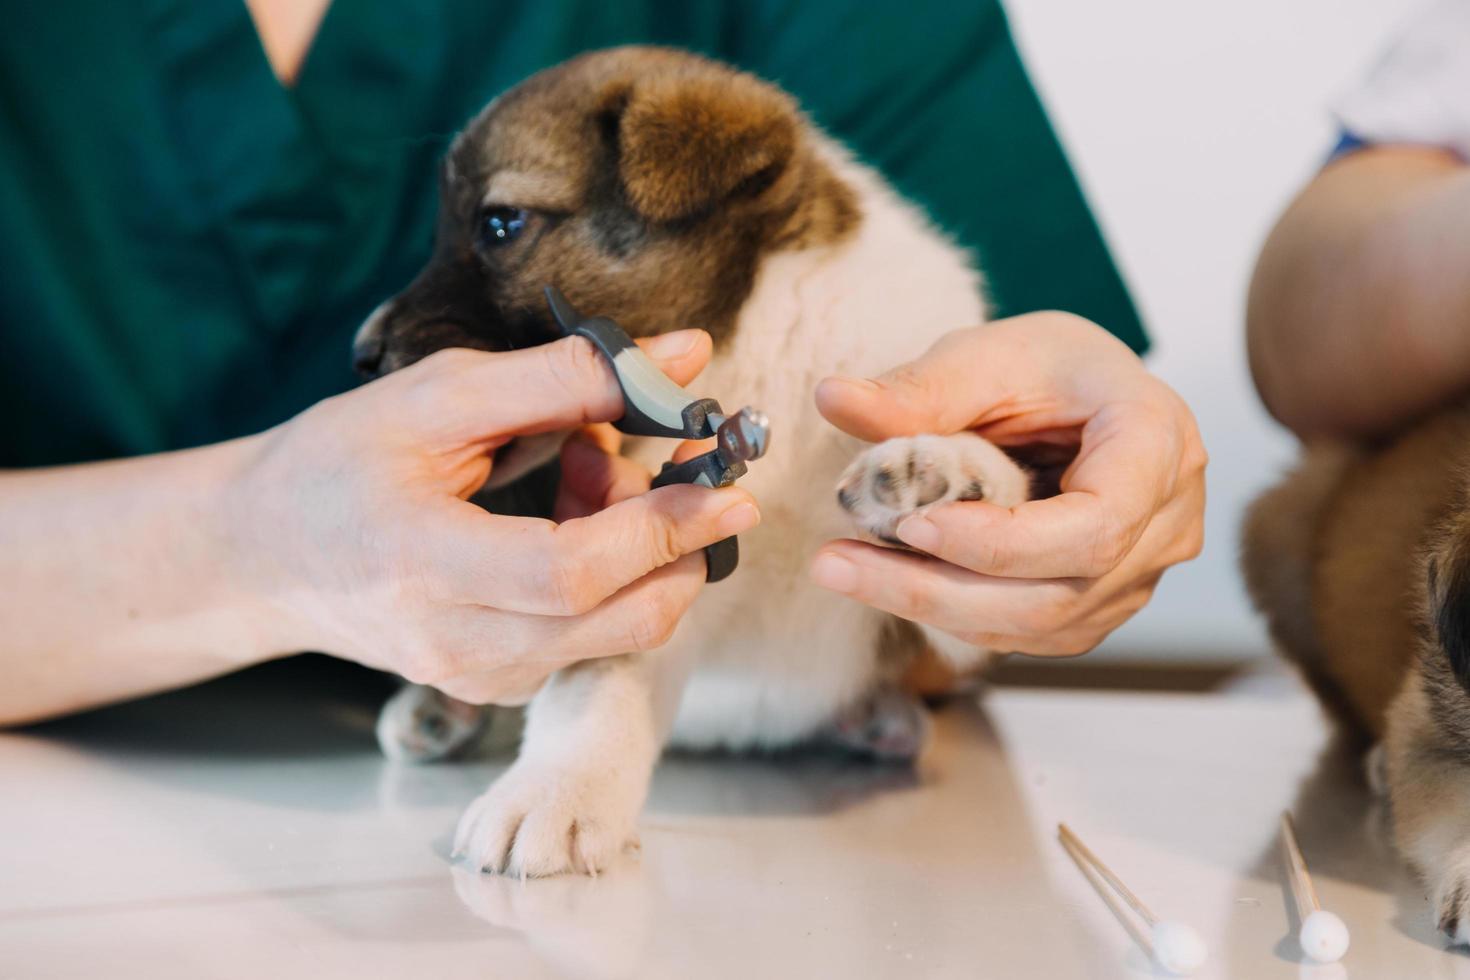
[818,687,930,762]
[376,684,486,763]
[836,433,1029,546]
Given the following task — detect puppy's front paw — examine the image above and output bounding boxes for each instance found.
[376,684,486,763]
[453,759,644,878]
[836,434,1029,544]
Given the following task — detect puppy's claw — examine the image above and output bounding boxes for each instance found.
[453,761,641,878]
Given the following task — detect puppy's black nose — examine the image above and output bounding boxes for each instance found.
[352,334,385,379]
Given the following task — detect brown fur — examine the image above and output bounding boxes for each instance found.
[1243,409,1470,737]
[1243,403,1470,936]
[356,47,858,375]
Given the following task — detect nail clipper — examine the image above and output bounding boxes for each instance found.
[544,286,770,582]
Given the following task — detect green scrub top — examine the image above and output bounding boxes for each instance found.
[0,0,1146,468]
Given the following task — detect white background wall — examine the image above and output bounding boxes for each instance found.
[1003,0,1424,661]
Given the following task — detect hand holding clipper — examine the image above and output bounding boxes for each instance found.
[545,286,770,581]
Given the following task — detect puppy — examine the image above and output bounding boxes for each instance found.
[355,47,1029,877]
[1243,405,1470,941]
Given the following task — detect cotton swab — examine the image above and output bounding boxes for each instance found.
[1057,823,1208,976]
[1280,811,1350,963]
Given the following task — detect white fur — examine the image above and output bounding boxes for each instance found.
[452,140,1028,876]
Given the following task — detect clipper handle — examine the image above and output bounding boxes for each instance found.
[547,285,753,583]
[700,538,740,583]
[546,286,720,439]
[651,451,746,583]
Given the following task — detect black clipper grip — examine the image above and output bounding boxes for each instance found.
[651,450,748,583]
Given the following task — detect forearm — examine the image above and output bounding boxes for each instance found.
[0,436,292,725]
[1248,146,1470,439]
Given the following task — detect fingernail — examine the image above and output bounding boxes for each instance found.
[896,515,941,553]
[718,501,761,536]
[645,330,701,360]
[810,552,858,593]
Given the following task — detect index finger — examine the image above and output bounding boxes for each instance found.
[895,401,1179,578]
[440,481,759,615]
[402,329,712,445]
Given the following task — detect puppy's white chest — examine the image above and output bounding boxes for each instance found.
[624,155,990,752]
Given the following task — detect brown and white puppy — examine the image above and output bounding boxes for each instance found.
[357,47,1030,877]
[1243,405,1470,942]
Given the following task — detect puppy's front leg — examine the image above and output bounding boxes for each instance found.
[454,648,688,878]
[837,432,1030,672]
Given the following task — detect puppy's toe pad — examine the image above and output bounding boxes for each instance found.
[835,434,1028,545]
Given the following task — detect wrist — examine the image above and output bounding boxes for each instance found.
[203,431,323,664]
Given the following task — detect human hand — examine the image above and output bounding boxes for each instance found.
[809,313,1205,656]
[228,331,759,703]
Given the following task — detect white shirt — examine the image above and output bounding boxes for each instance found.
[1334,0,1470,159]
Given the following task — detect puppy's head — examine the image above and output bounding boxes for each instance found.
[353,46,858,377]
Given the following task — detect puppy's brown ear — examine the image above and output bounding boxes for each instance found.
[612,72,798,223]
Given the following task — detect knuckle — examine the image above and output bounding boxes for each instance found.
[644,510,684,569]
[1032,310,1114,350]
[970,632,1020,655]
[397,349,473,424]
[1050,632,1102,657]
[897,578,936,623]
[627,604,679,652]
[552,337,609,408]
[1125,585,1156,618]
[397,636,454,686]
[1045,310,1094,335]
[968,534,1011,575]
[953,630,994,651]
[1184,437,1209,476]
[545,553,599,616]
[1088,518,1131,574]
[1017,588,1080,636]
[422,346,478,375]
[1179,524,1205,562]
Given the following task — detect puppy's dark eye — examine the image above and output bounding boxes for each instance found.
[479,206,528,247]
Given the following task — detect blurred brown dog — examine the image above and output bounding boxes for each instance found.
[1243,404,1470,942]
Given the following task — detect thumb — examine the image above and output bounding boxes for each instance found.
[815,326,1003,441]
[401,328,713,447]
[813,313,1131,443]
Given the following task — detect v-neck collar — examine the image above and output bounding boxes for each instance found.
[245,0,334,94]
[140,0,351,335]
